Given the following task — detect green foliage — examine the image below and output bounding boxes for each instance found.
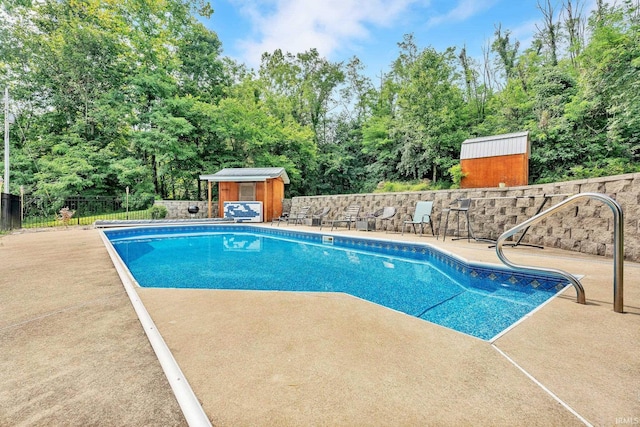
[0,0,228,200]
[393,38,468,182]
[129,191,156,211]
[448,164,466,189]
[1,0,638,203]
[564,158,640,180]
[373,180,448,193]
[149,205,168,219]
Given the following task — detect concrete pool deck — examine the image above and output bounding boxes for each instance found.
[1,225,638,426]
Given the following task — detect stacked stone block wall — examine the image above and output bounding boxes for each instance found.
[292,173,640,262]
[154,200,212,219]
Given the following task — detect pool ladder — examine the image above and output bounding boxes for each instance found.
[495,193,624,313]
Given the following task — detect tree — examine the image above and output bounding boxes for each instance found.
[492,24,520,82]
[1,0,228,200]
[0,0,134,196]
[528,66,579,180]
[459,46,492,126]
[175,23,226,102]
[573,0,640,162]
[562,0,586,67]
[210,75,317,196]
[536,0,560,66]
[391,36,468,182]
[361,76,402,185]
[259,49,345,145]
[3,0,640,202]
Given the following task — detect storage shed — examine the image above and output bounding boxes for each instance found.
[199,167,290,222]
[460,131,530,188]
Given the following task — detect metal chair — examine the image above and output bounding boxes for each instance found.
[311,207,331,226]
[288,206,311,225]
[377,206,397,233]
[402,201,434,236]
[322,205,361,230]
[439,198,472,241]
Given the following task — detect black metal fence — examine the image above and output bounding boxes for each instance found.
[1,194,21,230]
[20,195,154,228]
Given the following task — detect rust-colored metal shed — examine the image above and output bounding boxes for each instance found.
[199,167,289,222]
[460,131,530,188]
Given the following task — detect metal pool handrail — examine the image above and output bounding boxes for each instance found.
[495,192,624,313]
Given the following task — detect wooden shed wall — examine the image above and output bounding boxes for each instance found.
[255,178,285,222]
[216,179,285,221]
[460,154,528,188]
[217,182,239,218]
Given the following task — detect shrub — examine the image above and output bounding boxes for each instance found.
[374,180,432,193]
[149,204,168,219]
[448,164,466,189]
[564,158,640,180]
[129,192,155,211]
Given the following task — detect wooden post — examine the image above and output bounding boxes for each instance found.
[264,180,268,222]
[207,180,212,218]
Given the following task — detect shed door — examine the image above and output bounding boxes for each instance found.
[238,183,256,201]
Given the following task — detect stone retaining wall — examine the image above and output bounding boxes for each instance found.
[154,200,211,219]
[292,173,639,262]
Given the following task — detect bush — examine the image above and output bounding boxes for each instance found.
[429,181,452,190]
[534,158,640,184]
[149,204,168,219]
[374,180,432,193]
[129,192,155,211]
[564,158,640,180]
[448,164,466,189]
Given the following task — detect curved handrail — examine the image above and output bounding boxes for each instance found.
[495,193,624,312]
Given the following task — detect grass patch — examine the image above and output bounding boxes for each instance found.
[373,180,451,193]
[22,209,153,228]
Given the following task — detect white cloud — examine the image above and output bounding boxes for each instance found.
[425,0,498,28]
[231,0,419,68]
[509,18,538,50]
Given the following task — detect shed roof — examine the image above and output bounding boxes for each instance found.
[200,167,290,184]
[460,131,530,160]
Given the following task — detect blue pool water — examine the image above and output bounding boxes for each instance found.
[105,225,568,340]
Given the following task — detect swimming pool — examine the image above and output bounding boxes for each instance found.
[104,225,569,340]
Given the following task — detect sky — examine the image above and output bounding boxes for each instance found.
[200,0,595,76]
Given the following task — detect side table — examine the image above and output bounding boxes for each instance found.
[356,217,376,231]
